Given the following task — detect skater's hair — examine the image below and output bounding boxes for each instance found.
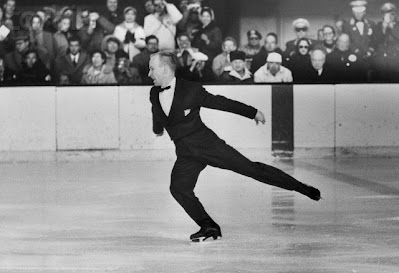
[151,51,178,72]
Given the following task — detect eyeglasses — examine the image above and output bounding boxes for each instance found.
[323,32,334,35]
[295,27,308,32]
[249,37,259,40]
[299,45,309,49]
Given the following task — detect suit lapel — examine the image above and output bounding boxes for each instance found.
[167,79,184,123]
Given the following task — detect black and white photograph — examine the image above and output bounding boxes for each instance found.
[1,0,399,272]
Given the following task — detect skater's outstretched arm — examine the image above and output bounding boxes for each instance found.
[197,86,259,120]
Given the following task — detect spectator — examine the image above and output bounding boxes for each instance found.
[4,31,47,77]
[28,14,55,66]
[371,2,399,82]
[240,30,263,71]
[132,35,159,84]
[342,0,375,60]
[144,0,155,15]
[114,7,146,61]
[254,52,293,83]
[0,6,14,56]
[219,50,253,83]
[212,37,237,77]
[58,73,71,85]
[78,9,104,52]
[179,51,214,82]
[53,16,73,57]
[113,49,141,84]
[39,7,58,34]
[3,0,19,31]
[175,33,198,69]
[287,38,313,83]
[144,0,183,51]
[284,18,318,61]
[102,0,124,31]
[305,49,336,83]
[327,33,366,82]
[55,6,77,31]
[317,25,336,54]
[177,0,201,39]
[16,49,51,85]
[251,32,284,74]
[0,56,13,83]
[335,19,345,37]
[101,35,123,68]
[55,36,90,84]
[191,7,222,63]
[81,49,116,84]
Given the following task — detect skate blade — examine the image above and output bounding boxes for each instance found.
[190,236,222,244]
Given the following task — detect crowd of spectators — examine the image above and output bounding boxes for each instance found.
[0,0,399,85]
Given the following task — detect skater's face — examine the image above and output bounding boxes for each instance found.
[148,55,166,86]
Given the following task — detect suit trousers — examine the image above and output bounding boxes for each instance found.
[170,132,304,226]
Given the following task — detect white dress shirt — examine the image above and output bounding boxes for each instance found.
[356,21,365,36]
[70,53,80,64]
[159,77,176,116]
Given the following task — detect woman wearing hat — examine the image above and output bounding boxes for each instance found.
[114,7,146,61]
[219,50,253,83]
[101,35,123,68]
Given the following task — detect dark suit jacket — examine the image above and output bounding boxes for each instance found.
[54,51,90,84]
[150,79,257,142]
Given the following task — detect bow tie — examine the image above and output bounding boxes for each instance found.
[160,86,171,92]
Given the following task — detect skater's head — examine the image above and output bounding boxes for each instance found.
[148,51,178,87]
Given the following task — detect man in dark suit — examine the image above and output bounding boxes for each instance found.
[342,0,375,60]
[305,49,337,83]
[149,51,321,243]
[54,36,90,84]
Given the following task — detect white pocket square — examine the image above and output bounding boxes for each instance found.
[184,109,191,116]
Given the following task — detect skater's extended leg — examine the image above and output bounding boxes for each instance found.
[203,140,321,200]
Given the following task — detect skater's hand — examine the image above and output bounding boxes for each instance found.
[254,110,265,125]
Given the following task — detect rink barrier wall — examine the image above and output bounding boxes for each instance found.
[0,84,398,161]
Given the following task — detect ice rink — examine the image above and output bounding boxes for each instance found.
[1,157,399,272]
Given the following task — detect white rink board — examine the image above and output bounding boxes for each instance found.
[294,85,335,148]
[56,86,120,150]
[119,86,174,151]
[0,87,56,151]
[336,84,399,147]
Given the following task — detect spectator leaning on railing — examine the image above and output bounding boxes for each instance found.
[251,32,284,74]
[327,33,367,83]
[254,52,293,83]
[219,50,253,84]
[81,49,116,84]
